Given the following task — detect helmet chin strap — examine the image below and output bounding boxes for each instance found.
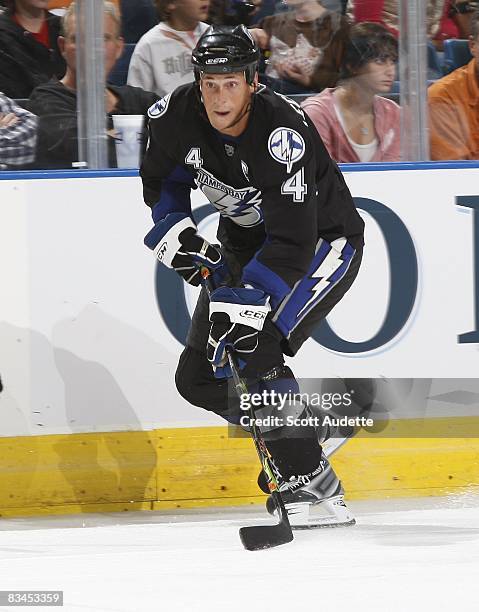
[222,99,252,132]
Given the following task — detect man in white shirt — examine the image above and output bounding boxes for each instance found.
[127,0,210,97]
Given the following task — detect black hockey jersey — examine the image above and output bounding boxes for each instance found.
[140,83,364,309]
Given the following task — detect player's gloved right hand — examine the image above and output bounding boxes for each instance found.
[207,286,271,378]
[144,212,227,286]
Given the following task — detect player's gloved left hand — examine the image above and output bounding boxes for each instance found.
[144,212,228,286]
[207,286,271,378]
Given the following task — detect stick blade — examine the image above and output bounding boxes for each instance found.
[239,522,293,551]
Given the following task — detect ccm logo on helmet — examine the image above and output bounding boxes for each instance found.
[205,57,228,64]
[240,310,267,321]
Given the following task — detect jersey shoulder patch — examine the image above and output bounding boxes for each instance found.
[267,127,306,174]
[148,92,172,119]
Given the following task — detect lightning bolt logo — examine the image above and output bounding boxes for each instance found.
[268,127,305,173]
[195,168,263,227]
[297,238,352,319]
[215,189,262,219]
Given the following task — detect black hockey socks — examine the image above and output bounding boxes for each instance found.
[265,436,323,482]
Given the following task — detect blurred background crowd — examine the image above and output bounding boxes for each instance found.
[1,0,479,170]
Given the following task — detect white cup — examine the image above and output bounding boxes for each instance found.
[112,114,144,168]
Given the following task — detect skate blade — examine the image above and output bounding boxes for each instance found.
[292,517,356,530]
[284,496,356,529]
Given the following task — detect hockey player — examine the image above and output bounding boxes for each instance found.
[140,24,365,527]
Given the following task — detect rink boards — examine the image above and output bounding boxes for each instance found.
[0,164,478,516]
[0,422,478,517]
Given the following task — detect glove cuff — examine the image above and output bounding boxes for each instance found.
[144,213,197,267]
[209,287,271,331]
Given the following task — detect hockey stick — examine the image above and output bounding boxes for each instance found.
[200,267,293,551]
[226,348,293,550]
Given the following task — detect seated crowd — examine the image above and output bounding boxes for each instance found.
[0,0,478,169]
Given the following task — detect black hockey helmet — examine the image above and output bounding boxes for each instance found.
[192,25,260,85]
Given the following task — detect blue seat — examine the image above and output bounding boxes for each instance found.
[391,80,400,94]
[108,43,136,87]
[387,78,437,96]
[443,39,472,74]
[389,44,442,94]
[427,41,443,79]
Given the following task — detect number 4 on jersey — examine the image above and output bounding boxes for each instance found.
[281,167,307,203]
[185,147,203,169]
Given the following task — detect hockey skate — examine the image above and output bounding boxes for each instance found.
[265,456,356,529]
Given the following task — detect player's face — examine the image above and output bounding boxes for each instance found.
[60,14,124,76]
[200,73,256,137]
[354,58,396,94]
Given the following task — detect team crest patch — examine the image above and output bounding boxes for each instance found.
[268,127,305,173]
[148,93,172,119]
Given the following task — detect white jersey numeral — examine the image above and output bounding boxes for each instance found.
[185,147,203,169]
[281,167,307,203]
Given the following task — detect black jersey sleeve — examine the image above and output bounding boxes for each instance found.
[140,91,196,222]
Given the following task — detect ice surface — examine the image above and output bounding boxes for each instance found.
[0,495,478,612]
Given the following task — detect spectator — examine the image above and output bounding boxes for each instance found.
[0,91,37,167]
[441,0,479,42]
[127,0,209,97]
[250,0,350,94]
[302,22,400,162]
[352,0,474,49]
[428,10,479,159]
[351,0,398,37]
[0,0,66,99]
[250,0,346,27]
[28,1,157,169]
[48,1,157,43]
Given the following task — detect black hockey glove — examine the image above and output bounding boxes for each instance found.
[144,212,228,286]
[207,286,271,378]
